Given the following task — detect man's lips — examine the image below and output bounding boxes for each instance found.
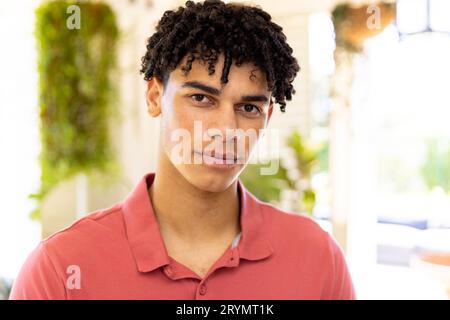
[207,150,238,161]
[194,150,243,162]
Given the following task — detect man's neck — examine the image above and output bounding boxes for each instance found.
[148,155,241,246]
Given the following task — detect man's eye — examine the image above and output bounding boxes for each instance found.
[190,94,210,103]
[239,104,261,115]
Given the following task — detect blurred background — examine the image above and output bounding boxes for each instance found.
[1,0,449,299]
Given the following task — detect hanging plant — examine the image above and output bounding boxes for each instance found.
[332,2,396,53]
[30,0,119,220]
[330,2,396,111]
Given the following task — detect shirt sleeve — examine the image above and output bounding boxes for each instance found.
[323,233,357,300]
[9,241,67,300]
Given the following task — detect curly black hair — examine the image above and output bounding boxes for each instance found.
[140,0,300,112]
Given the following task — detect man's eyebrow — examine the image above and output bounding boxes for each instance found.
[181,80,269,103]
[241,95,269,103]
[181,81,221,96]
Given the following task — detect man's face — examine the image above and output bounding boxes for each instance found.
[147,53,273,192]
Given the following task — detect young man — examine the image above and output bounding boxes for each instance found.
[11,0,355,299]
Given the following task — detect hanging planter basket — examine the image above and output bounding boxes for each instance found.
[332,2,396,52]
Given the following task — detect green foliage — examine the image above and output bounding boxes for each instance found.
[421,139,450,193]
[331,3,360,53]
[331,4,349,29]
[30,1,119,219]
[239,162,293,203]
[286,130,318,180]
[240,130,324,215]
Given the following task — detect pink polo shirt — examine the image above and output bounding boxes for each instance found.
[10,172,355,300]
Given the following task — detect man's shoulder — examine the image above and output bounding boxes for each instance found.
[256,199,331,247]
[42,203,125,251]
[258,199,325,232]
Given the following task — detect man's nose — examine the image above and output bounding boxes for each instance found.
[206,104,240,143]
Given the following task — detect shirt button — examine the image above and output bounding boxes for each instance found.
[199,284,207,295]
[165,266,173,275]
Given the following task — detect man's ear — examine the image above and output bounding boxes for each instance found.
[146,77,164,117]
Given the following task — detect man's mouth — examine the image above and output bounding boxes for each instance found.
[194,150,244,164]
[205,150,238,161]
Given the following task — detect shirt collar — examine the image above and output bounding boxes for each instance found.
[122,172,274,273]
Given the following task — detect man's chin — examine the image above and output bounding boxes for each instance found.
[179,164,243,193]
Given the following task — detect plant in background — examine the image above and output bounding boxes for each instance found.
[0,278,12,300]
[30,1,119,219]
[421,139,450,193]
[239,160,293,205]
[286,130,321,214]
[240,130,325,215]
[332,2,396,53]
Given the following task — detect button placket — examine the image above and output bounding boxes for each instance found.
[164,265,174,278]
[199,283,207,295]
[228,248,239,266]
